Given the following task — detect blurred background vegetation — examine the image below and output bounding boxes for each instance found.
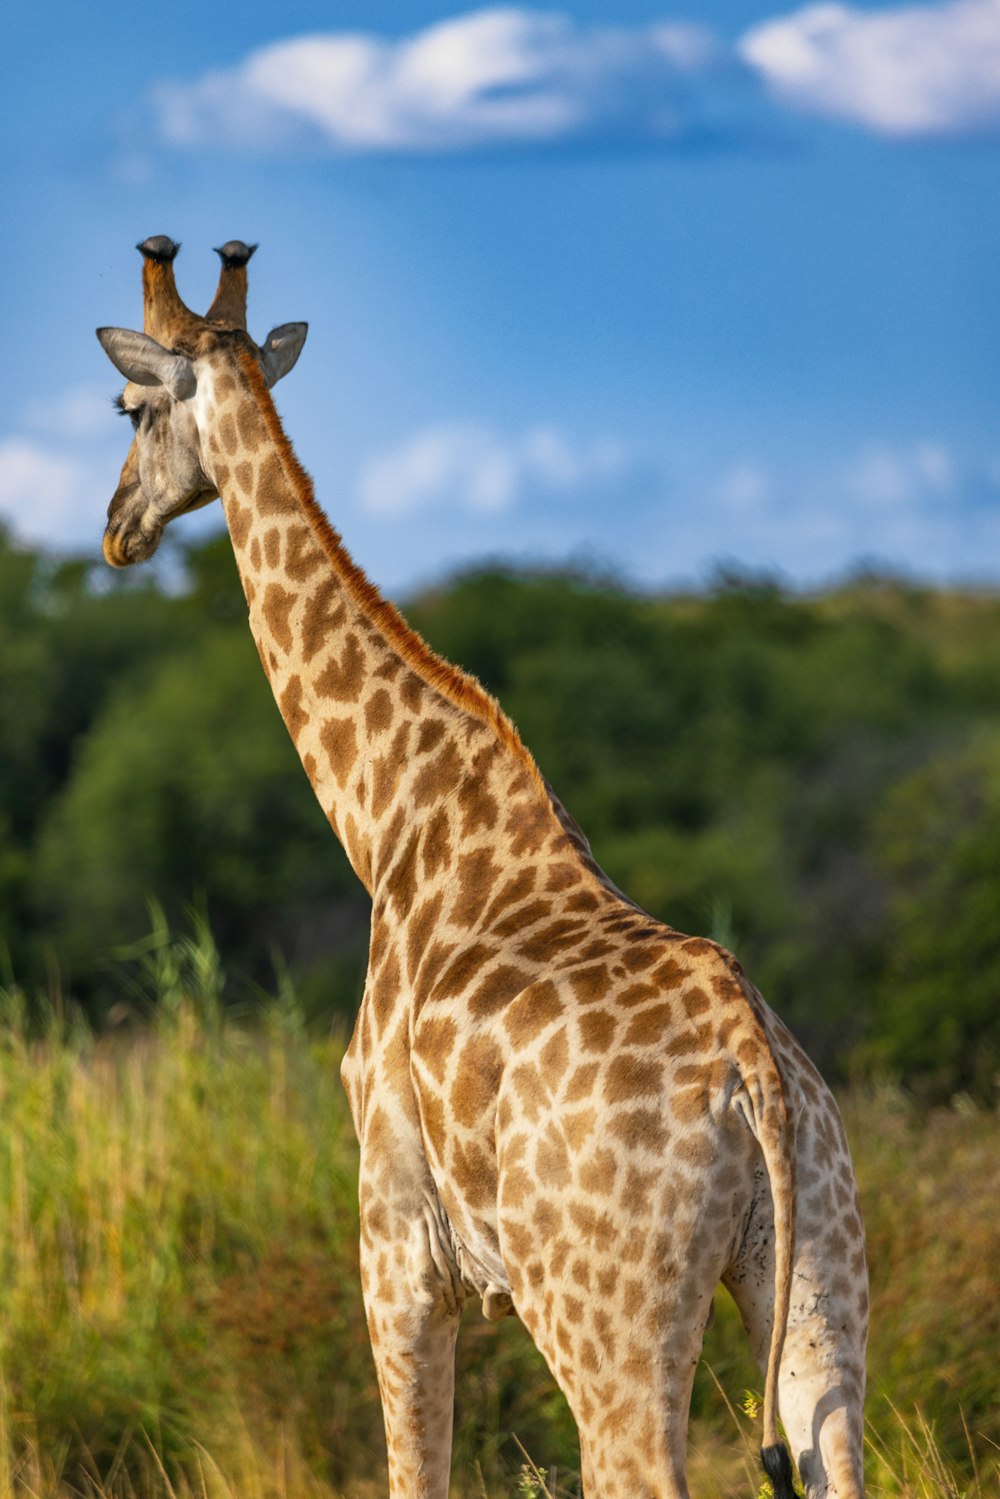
[1,521,999,1495]
[4,521,1000,1102]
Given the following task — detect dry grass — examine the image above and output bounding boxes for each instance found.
[0,921,995,1496]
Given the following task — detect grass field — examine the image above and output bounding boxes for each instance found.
[0,919,996,1497]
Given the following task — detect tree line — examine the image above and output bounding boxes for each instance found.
[3,523,999,1099]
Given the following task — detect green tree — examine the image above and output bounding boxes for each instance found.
[33,629,363,1008]
[867,729,1000,1098]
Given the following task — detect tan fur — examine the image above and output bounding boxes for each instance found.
[141,256,201,345]
[206,264,250,327]
[237,350,545,798]
[97,243,869,1499]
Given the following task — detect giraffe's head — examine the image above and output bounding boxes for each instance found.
[96,236,306,566]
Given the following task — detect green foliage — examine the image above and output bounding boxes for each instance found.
[34,630,356,989]
[3,526,1000,1093]
[867,732,1000,1095]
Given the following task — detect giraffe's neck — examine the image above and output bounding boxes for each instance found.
[197,353,560,900]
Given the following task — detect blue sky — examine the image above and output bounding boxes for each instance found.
[3,0,999,593]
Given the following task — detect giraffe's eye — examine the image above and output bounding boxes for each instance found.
[114,394,145,429]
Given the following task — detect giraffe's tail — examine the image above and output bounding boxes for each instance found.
[761,1441,797,1498]
[737,1026,797,1499]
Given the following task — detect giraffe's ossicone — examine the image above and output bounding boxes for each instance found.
[96,239,868,1499]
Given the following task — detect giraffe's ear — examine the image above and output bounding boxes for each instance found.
[96,327,196,400]
[260,322,308,387]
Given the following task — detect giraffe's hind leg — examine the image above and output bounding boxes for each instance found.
[724,1122,867,1498]
[509,1187,737,1499]
[567,1279,713,1499]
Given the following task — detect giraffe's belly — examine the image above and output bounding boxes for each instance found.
[428,1155,514,1321]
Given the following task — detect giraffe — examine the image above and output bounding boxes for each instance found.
[96,238,868,1499]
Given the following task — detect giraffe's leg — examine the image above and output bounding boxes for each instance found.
[357,1125,465,1498]
[559,1246,727,1499]
[363,1276,461,1499]
[508,1187,734,1499]
[724,1130,867,1498]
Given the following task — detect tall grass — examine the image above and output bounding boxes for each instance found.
[0,920,995,1496]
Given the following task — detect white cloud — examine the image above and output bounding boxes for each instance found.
[518,426,628,489]
[357,428,995,587]
[148,2,1000,155]
[845,440,956,507]
[0,383,135,549]
[358,421,629,516]
[361,424,515,515]
[913,442,955,490]
[740,0,1000,137]
[0,387,131,552]
[155,9,718,153]
[0,439,88,542]
[656,436,985,583]
[714,460,773,512]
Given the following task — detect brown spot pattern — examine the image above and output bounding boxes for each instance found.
[278,675,309,739]
[261,582,295,655]
[185,348,868,1499]
[316,633,366,701]
[319,716,358,788]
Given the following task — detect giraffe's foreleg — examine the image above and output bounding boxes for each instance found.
[357,1127,465,1497]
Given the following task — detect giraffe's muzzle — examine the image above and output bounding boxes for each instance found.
[103,487,218,567]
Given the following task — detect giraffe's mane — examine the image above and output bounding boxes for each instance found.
[238,350,545,792]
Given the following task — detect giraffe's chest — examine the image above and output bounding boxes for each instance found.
[414,1078,512,1309]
